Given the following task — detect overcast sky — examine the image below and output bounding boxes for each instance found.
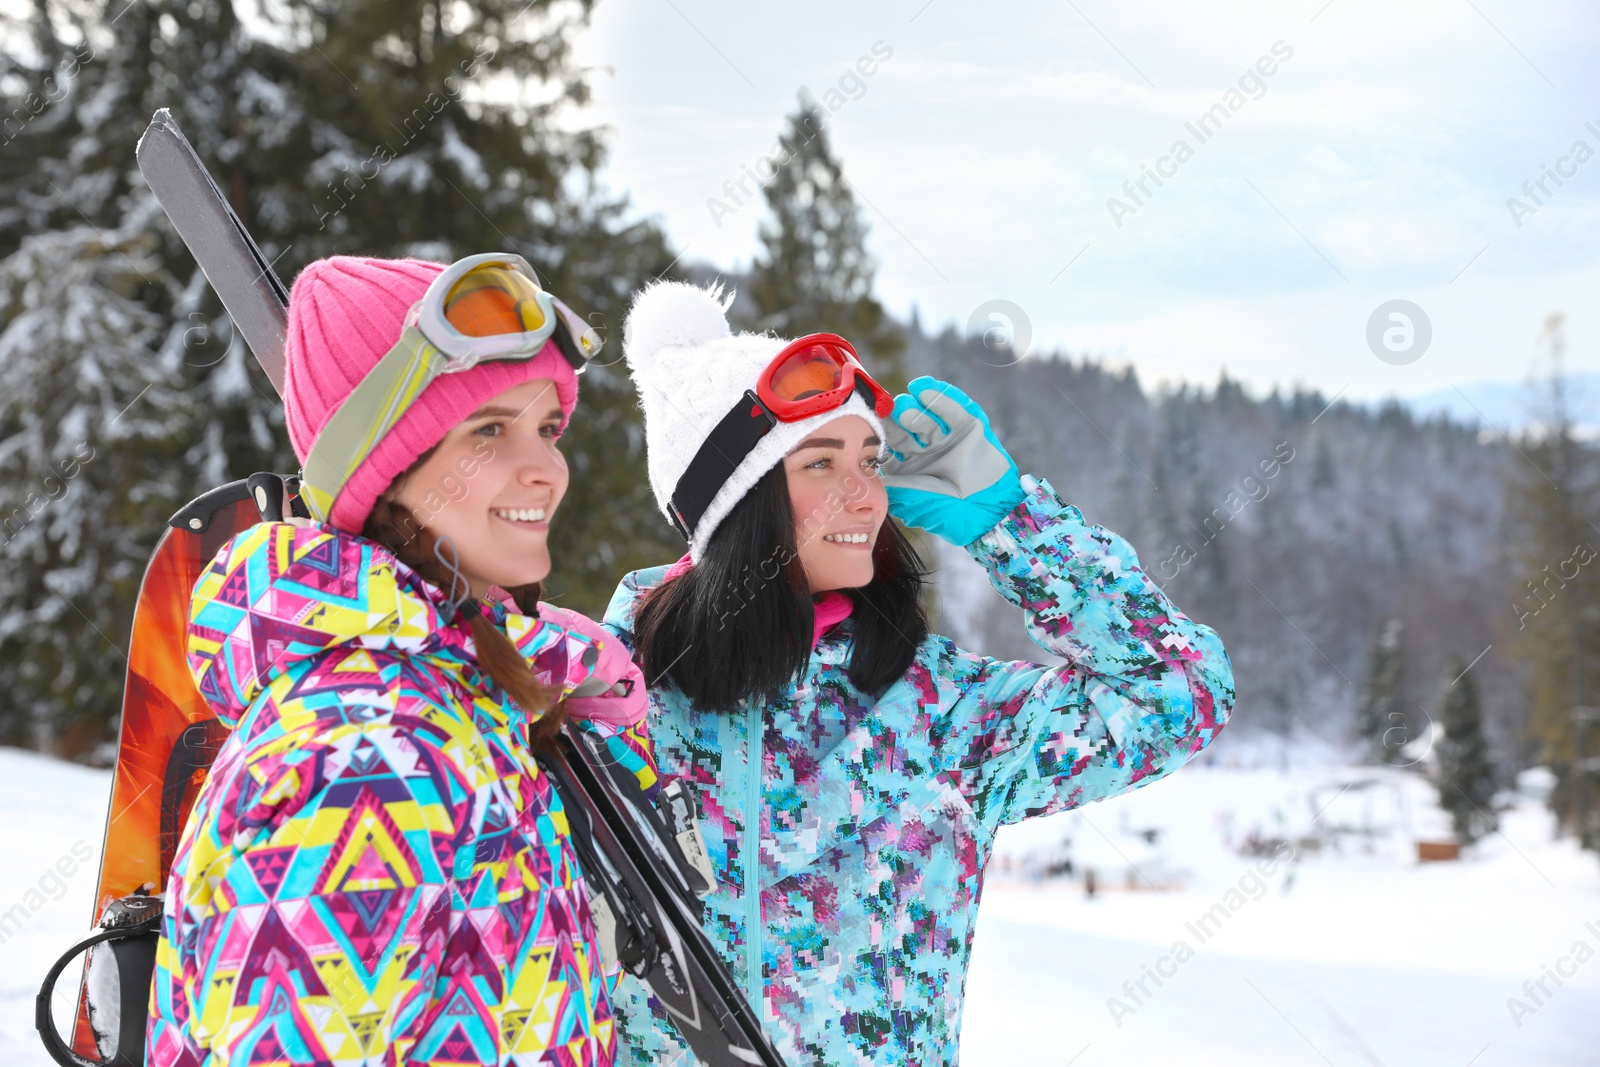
[571,0,1600,408]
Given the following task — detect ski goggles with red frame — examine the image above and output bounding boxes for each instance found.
[667,333,893,540]
[301,253,603,522]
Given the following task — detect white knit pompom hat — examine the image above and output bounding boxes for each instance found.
[623,280,886,560]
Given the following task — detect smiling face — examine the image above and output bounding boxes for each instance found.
[388,377,568,597]
[784,414,889,593]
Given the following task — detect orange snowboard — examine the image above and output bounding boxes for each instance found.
[70,493,261,1059]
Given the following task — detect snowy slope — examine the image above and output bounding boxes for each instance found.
[966,736,1600,1066]
[0,748,112,1065]
[1,741,1596,1066]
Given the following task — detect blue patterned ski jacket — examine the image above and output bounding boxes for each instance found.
[601,476,1234,1066]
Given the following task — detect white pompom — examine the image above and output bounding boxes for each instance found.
[623,281,735,371]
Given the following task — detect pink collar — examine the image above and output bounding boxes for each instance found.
[661,554,853,648]
[810,591,854,645]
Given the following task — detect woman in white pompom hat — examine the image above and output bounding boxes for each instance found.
[601,280,1236,1066]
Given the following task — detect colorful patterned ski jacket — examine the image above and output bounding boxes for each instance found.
[147,521,653,1067]
[604,476,1235,1066]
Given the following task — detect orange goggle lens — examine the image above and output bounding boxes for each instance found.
[769,345,848,402]
[443,266,550,337]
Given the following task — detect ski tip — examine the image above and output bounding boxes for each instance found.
[136,109,179,155]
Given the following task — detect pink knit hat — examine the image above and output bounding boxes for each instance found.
[282,256,579,533]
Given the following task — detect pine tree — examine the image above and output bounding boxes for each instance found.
[1149,393,1200,573]
[0,227,191,754]
[742,96,905,384]
[1507,313,1600,853]
[1434,657,1499,843]
[1312,435,1336,490]
[0,0,273,755]
[252,0,682,616]
[1183,477,1234,637]
[0,0,678,755]
[1356,617,1406,764]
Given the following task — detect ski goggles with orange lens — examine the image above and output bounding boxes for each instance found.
[755,333,894,422]
[300,253,603,523]
[666,333,893,540]
[414,254,602,371]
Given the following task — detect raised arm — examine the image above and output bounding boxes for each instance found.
[882,378,1233,833]
[934,473,1233,830]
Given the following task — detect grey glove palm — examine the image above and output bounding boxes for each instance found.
[881,377,1024,546]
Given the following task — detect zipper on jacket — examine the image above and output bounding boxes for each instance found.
[744,699,763,1015]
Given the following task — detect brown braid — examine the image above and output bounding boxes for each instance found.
[362,492,568,749]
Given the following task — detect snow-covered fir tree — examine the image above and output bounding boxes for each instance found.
[1357,618,1406,765]
[1506,316,1600,854]
[0,227,191,752]
[242,0,681,616]
[0,0,305,755]
[741,95,904,383]
[1434,658,1499,844]
[0,0,677,755]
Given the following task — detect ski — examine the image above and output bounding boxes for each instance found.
[135,107,289,391]
[40,109,786,1067]
[545,729,786,1066]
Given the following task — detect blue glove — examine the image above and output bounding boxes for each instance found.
[881,376,1024,546]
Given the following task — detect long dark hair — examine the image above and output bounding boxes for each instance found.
[362,452,565,747]
[633,464,928,711]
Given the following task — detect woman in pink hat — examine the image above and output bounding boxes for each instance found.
[145,255,650,1066]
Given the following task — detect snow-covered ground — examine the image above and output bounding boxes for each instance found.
[0,748,114,1066]
[1,736,1596,1066]
[967,733,1600,1066]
